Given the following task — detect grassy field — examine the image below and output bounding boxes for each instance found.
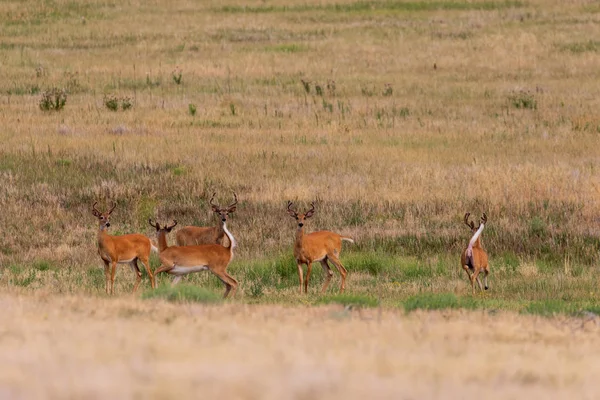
[1,0,600,396]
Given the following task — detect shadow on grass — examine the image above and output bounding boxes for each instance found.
[142,284,222,304]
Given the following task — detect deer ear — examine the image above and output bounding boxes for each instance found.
[228,206,236,213]
[211,205,220,212]
[305,210,315,218]
[287,209,297,217]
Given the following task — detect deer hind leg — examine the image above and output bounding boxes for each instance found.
[327,254,348,293]
[483,267,489,290]
[213,270,238,298]
[304,262,313,294]
[296,262,304,294]
[139,256,155,289]
[129,259,143,294]
[320,259,334,294]
[223,271,239,297]
[471,268,483,293]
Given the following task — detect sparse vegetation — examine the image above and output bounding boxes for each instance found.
[38,88,67,111]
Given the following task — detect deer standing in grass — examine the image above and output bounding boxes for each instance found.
[287,201,354,294]
[175,193,237,247]
[461,212,489,294]
[150,201,239,298]
[92,202,156,295]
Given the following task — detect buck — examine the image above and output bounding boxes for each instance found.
[175,193,238,247]
[460,212,490,294]
[287,201,354,294]
[149,216,239,298]
[92,202,156,295]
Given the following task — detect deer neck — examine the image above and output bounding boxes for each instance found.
[97,226,111,249]
[157,230,169,252]
[295,226,305,245]
[222,222,236,251]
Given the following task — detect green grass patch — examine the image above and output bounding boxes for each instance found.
[142,284,223,303]
[317,293,379,308]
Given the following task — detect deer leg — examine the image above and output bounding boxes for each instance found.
[213,270,237,298]
[102,260,110,295]
[483,268,489,290]
[304,262,313,294]
[471,268,482,294]
[296,262,304,294]
[130,259,142,294]
[320,259,333,293]
[171,276,182,286]
[139,256,155,289]
[110,261,118,295]
[223,271,239,297]
[327,255,348,293]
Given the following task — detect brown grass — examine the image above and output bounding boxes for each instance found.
[1,291,600,399]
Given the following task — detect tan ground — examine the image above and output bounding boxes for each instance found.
[1,292,599,399]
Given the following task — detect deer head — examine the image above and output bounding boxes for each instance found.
[148,219,178,232]
[287,201,315,228]
[209,192,238,223]
[92,201,116,230]
[464,212,487,232]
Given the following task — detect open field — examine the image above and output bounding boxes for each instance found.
[1,0,600,396]
[2,291,600,399]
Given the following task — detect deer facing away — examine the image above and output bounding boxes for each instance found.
[287,201,354,294]
[175,193,237,247]
[460,212,489,294]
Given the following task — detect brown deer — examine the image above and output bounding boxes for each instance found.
[175,193,237,247]
[460,212,489,294]
[150,216,239,298]
[287,201,354,294]
[92,202,156,295]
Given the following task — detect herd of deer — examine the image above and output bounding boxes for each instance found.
[92,193,490,298]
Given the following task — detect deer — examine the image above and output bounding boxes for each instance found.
[149,215,239,298]
[460,212,490,294]
[92,202,157,295]
[175,192,238,247]
[287,201,354,294]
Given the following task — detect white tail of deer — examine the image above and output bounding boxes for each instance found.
[151,197,239,298]
[92,202,156,295]
[287,201,354,294]
[460,212,489,294]
[175,192,237,247]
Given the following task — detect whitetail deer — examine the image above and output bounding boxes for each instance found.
[175,193,237,247]
[461,212,489,294]
[92,202,156,295]
[287,201,354,294]
[150,216,239,298]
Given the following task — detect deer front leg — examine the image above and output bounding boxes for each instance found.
[103,259,110,295]
[304,262,313,293]
[296,262,304,294]
[110,261,118,295]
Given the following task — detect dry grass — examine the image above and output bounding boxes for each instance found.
[1,291,600,399]
[2,1,600,393]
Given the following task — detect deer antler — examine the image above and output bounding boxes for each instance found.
[92,202,101,216]
[464,212,475,230]
[209,192,217,208]
[148,218,159,230]
[480,213,487,225]
[227,192,238,210]
[287,201,298,216]
[108,202,117,215]
[167,220,178,230]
